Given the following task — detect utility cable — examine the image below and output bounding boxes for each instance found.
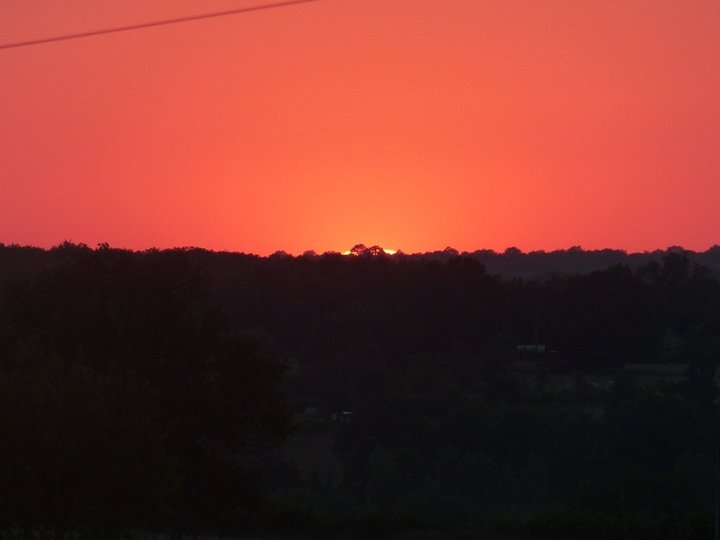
[0,0,322,51]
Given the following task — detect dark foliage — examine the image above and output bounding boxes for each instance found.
[1,243,720,538]
[0,243,289,538]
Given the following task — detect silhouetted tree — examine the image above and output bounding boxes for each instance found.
[0,355,176,538]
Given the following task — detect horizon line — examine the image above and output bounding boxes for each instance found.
[1,240,718,258]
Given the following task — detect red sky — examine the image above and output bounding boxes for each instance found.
[2,0,719,255]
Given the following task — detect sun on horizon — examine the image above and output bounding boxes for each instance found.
[340,244,398,257]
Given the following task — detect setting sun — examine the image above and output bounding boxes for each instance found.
[340,244,397,256]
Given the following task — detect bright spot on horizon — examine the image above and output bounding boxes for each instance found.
[340,245,398,256]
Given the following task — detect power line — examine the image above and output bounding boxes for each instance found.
[0,0,323,51]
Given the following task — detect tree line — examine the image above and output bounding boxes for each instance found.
[1,242,720,538]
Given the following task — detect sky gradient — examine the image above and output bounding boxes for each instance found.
[2,0,719,254]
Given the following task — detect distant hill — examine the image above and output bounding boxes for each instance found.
[3,242,720,281]
[394,245,720,279]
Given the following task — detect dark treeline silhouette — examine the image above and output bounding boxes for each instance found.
[1,242,720,539]
[0,243,289,539]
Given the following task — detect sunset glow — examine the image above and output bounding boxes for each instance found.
[1,1,719,254]
[340,246,398,256]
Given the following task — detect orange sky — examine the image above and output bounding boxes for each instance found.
[2,0,719,255]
